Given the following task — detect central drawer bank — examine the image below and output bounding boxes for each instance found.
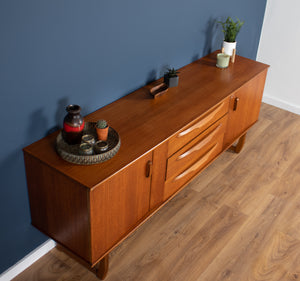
[23,51,269,279]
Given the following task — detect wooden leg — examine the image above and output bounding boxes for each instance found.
[95,255,109,280]
[231,133,246,153]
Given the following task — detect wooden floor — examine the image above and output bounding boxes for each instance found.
[13,103,300,281]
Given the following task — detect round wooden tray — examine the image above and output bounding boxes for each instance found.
[56,122,121,165]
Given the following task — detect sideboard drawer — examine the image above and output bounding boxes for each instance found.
[22,52,269,279]
[168,98,229,157]
[166,116,226,181]
[164,115,227,200]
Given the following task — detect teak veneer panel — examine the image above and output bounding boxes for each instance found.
[149,141,169,210]
[18,105,300,281]
[90,152,152,263]
[24,51,268,189]
[223,68,268,148]
[23,51,269,277]
[164,115,227,200]
[166,115,227,181]
[168,98,229,157]
[23,153,91,262]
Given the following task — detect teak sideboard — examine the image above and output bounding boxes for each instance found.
[23,51,269,279]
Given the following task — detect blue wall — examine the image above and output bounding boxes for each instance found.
[0,0,266,274]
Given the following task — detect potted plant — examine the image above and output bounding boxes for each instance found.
[96,119,109,141]
[164,68,180,88]
[218,17,244,56]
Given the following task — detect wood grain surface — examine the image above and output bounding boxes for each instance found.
[89,152,153,263]
[23,52,268,189]
[223,68,268,148]
[14,103,300,280]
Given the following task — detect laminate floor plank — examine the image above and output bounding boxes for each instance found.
[213,110,300,215]
[269,155,300,241]
[190,117,273,194]
[259,102,299,123]
[106,188,219,281]
[13,104,300,281]
[12,251,72,281]
[251,231,300,281]
[165,205,247,281]
[196,195,287,281]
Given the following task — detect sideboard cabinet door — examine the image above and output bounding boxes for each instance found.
[223,69,268,148]
[89,151,153,263]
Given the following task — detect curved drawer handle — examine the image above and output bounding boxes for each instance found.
[178,102,224,137]
[178,124,222,160]
[233,97,239,111]
[146,161,153,178]
[173,143,218,182]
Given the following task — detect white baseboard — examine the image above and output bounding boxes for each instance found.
[0,240,56,281]
[262,94,300,115]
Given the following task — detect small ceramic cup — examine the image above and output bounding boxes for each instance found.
[81,134,95,145]
[79,143,93,155]
[216,53,230,68]
[94,140,108,154]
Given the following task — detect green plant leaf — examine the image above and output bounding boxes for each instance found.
[218,16,244,42]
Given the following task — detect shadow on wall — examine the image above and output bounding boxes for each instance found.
[1,98,72,241]
[0,149,30,230]
[188,17,223,64]
[46,98,69,135]
[2,102,68,230]
[0,147,47,273]
[144,17,223,85]
[145,69,157,85]
[202,17,223,57]
[26,108,49,140]
[144,64,178,86]
[191,54,200,63]
[0,97,71,272]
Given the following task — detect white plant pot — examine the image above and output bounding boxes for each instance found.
[222,41,237,56]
